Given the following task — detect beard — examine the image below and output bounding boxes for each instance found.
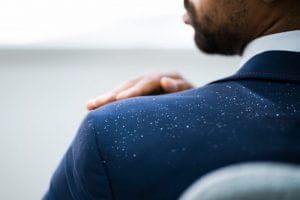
[193,21,244,55]
[184,0,245,55]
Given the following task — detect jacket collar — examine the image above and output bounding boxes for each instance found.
[210,51,300,84]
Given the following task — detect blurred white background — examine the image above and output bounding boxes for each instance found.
[0,0,240,199]
[0,0,194,49]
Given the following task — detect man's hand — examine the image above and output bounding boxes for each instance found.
[86,70,194,110]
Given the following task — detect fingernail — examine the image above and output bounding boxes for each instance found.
[164,78,178,91]
[86,100,96,109]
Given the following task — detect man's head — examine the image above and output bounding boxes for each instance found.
[183,0,300,55]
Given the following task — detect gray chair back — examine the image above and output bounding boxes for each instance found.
[179,162,300,200]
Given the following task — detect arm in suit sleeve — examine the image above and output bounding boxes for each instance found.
[43,112,114,200]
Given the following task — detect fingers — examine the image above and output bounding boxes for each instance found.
[114,71,179,100]
[86,92,116,110]
[160,77,194,93]
[116,79,160,100]
[86,70,191,110]
[86,76,141,110]
[112,76,141,94]
[115,70,183,99]
[156,70,183,79]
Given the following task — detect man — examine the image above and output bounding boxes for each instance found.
[44,0,300,199]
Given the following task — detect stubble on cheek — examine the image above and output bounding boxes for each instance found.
[191,1,249,55]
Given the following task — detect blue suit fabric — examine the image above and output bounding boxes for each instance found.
[44,51,300,200]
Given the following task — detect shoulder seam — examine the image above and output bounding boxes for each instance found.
[91,116,116,200]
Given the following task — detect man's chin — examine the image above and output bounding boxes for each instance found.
[194,36,240,56]
[194,35,219,55]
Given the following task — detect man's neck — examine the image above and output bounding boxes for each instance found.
[243,0,300,54]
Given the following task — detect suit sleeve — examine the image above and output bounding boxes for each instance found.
[43,113,114,200]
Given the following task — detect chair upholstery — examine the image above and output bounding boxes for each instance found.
[179,162,300,200]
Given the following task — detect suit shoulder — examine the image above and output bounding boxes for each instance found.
[89,87,202,115]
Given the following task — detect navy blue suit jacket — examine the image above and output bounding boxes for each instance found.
[44,51,300,200]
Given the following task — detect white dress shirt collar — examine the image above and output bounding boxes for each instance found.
[240,30,300,67]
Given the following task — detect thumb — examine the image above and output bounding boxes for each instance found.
[160,77,193,93]
[160,77,178,92]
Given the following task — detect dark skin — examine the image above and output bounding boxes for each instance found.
[183,0,300,55]
[87,0,300,110]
